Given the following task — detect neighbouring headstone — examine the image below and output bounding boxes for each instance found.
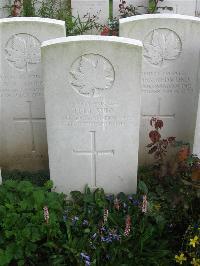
[193,98,200,157]
[0,18,66,171]
[113,0,148,18]
[156,0,196,15]
[42,35,142,194]
[0,0,10,18]
[120,14,200,165]
[71,0,109,26]
[196,0,200,17]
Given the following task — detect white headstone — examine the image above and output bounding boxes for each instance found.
[120,14,200,165]
[42,35,142,194]
[0,18,66,171]
[196,0,200,17]
[71,0,109,26]
[193,97,200,157]
[0,0,10,18]
[113,0,148,18]
[156,0,196,15]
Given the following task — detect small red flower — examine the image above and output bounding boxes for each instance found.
[101,26,110,36]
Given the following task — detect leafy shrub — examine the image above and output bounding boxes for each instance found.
[0,179,173,265]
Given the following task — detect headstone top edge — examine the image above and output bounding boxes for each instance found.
[0,17,65,26]
[119,13,200,25]
[41,35,143,49]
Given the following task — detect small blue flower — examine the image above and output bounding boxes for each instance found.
[80,252,90,261]
[106,194,114,201]
[72,216,79,225]
[132,200,139,206]
[80,253,91,265]
[128,195,133,201]
[83,219,89,226]
[101,226,107,232]
[91,233,97,239]
[63,215,67,222]
[123,203,127,208]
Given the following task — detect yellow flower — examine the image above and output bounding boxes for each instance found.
[154,203,161,211]
[191,258,200,266]
[175,253,187,264]
[189,236,199,248]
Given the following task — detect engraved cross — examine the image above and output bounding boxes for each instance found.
[142,97,175,119]
[13,101,45,152]
[73,131,114,187]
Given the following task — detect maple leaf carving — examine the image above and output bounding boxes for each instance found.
[5,34,41,72]
[70,55,114,97]
[143,29,181,66]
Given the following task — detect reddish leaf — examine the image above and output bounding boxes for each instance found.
[149,130,161,143]
[148,145,158,154]
[155,119,164,129]
[168,137,176,143]
[146,143,154,148]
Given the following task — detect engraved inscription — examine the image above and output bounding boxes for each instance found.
[70,54,115,97]
[5,33,41,72]
[143,28,182,66]
[142,72,192,94]
[65,99,134,128]
[13,101,45,152]
[73,131,114,187]
[0,73,43,98]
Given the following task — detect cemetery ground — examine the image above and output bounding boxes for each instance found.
[0,146,200,265]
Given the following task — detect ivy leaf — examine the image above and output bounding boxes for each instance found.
[5,35,40,71]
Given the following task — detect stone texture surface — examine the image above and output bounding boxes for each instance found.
[120,14,200,165]
[0,18,66,171]
[42,35,142,194]
[71,0,109,25]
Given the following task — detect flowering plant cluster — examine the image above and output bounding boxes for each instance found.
[175,224,200,265]
[0,179,172,265]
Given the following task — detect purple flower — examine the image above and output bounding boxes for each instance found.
[80,253,91,265]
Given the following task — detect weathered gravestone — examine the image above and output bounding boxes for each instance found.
[71,0,109,26]
[42,35,142,194]
[0,17,66,171]
[120,14,200,165]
